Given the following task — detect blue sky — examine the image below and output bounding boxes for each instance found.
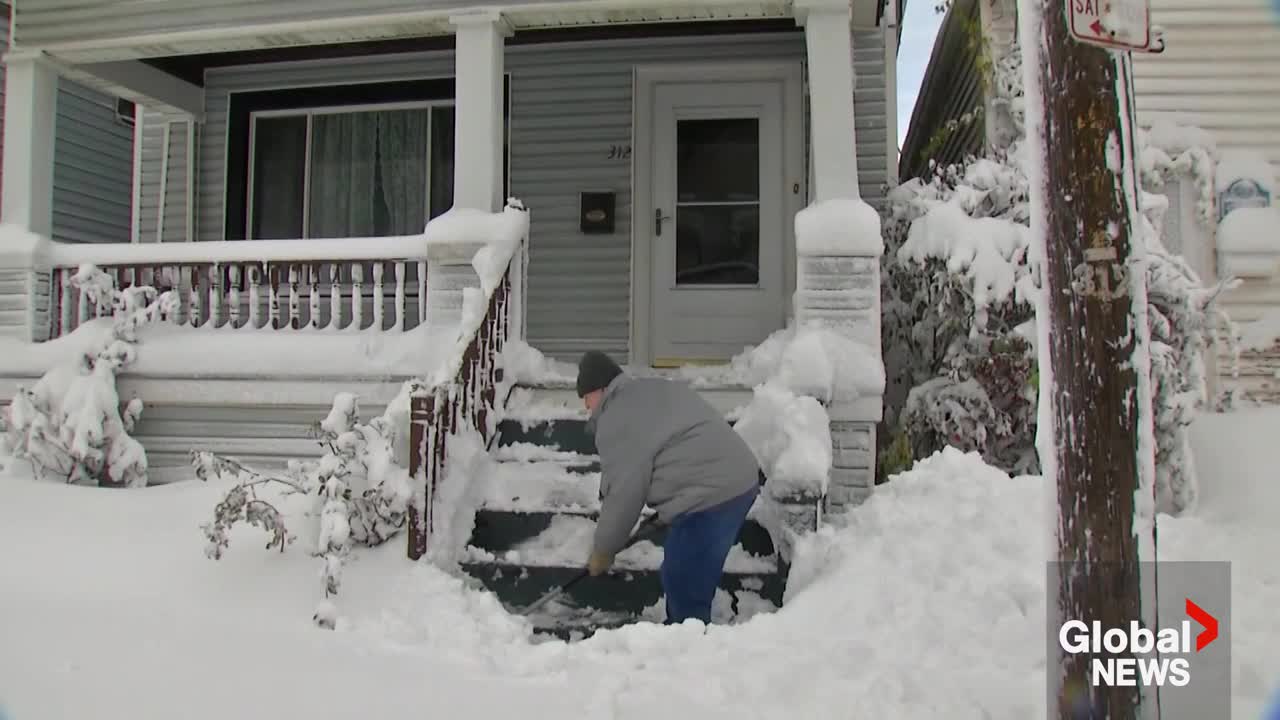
[896,0,947,153]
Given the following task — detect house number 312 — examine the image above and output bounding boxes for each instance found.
[608,144,632,160]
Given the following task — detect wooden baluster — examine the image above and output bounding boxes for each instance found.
[309,264,321,330]
[394,262,406,331]
[227,265,242,328]
[329,264,341,330]
[248,264,262,330]
[189,266,203,328]
[417,260,427,329]
[304,263,317,327]
[351,263,364,332]
[59,268,73,337]
[372,262,384,332]
[268,264,281,329]
[288,265,300,329]
[209,263,223,328]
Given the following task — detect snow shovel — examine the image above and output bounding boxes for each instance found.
[516,513,663,618]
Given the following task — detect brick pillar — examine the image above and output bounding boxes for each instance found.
[795,253,884,516]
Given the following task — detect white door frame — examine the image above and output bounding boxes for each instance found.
[629,60,805,367]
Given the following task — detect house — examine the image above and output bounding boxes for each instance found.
[0,1,136,246]
[899,0,1280,181]
[0,0,896,531]
[898,0,1280,403]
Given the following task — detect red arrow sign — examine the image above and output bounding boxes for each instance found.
[1090,19,1105,36]
[1186,598,1219,651]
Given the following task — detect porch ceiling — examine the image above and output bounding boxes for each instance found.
[29,1,806,65]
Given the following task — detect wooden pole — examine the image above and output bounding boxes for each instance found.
[1023,1,1159,717]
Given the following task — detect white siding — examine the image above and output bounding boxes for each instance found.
[1133,0,1280,178]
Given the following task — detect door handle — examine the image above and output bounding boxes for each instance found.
[655,208,672,236]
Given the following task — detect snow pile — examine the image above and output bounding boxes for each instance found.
[727,322,886,401]
[794,196,884,257]
[423,426,493,568]
[719,322,882,499]
[1217,150,1277,197]
[499,339,577,386]
[733,383,832,498]
[3,265,177,487]
[425,197,529,297]
[898,202,1030,320]
[3,407,1280,717]
[0,322,455,381]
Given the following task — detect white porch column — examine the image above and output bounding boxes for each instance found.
[449,11,510,213]
[795,0,860,201]
[2,51,58,237]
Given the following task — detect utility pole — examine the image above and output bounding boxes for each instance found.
[1021,0,1161,717]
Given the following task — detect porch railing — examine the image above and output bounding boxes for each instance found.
[406,221,527,560]
[42,236,432,338]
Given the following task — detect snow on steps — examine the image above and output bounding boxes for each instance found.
[461,383,790,637]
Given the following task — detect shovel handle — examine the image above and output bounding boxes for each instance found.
[519,513,663,616]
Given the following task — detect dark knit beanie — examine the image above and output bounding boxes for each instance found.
[576,350,623,397]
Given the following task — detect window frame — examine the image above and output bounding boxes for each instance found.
[223,75,510,242]
[244,99,454,240]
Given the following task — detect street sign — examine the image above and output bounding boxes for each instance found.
[1068,0,1155,51]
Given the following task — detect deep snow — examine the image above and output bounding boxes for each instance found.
[1,408,1277,719]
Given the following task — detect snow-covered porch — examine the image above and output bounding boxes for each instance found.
[1,1,888,507]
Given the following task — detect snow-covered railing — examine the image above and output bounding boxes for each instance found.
[41,236,434,337]
[406,201,529,560]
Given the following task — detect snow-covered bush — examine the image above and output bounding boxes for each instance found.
[884,123,1234,513]
[196,384,417,622]
[3,265,175,487]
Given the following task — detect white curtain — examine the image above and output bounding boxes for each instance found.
[376,109,430,235]
[308,113,379,237]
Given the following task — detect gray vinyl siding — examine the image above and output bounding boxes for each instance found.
[138,111,192,242]
[1,2,134,248]
[159,31,889,360]
[51,82,135,244]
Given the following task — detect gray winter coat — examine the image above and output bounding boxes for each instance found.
[588,374,761,558]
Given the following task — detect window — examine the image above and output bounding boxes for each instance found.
[246,102,454,239]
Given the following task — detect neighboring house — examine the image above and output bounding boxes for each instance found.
[0,0,900,517]
[899,0,1280,404]
[0,1,135,245]
[900,0,1280,181]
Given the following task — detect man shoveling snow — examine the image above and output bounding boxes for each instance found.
[574,350,762,625]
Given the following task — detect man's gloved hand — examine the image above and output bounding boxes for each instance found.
[587,551,614,576]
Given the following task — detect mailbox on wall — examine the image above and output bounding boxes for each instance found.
[579,191,615,234]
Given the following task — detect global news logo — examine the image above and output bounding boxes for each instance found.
[1058,598,1219,688]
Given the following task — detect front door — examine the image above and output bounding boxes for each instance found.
[643,73,793,366]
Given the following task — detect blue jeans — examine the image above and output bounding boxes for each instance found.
[660,486,758,625]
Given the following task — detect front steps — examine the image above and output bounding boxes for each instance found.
[459,384,794,640]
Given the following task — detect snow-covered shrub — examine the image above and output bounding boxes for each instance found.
[882,140,1039,475]
[3,265,175,487]
[884,125,1234,513]
[196,384,417,617]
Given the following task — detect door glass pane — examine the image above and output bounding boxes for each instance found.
[676,118,759,203]
[250,116,307,239]
[675,205,760,285]
[674,117,761,285]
